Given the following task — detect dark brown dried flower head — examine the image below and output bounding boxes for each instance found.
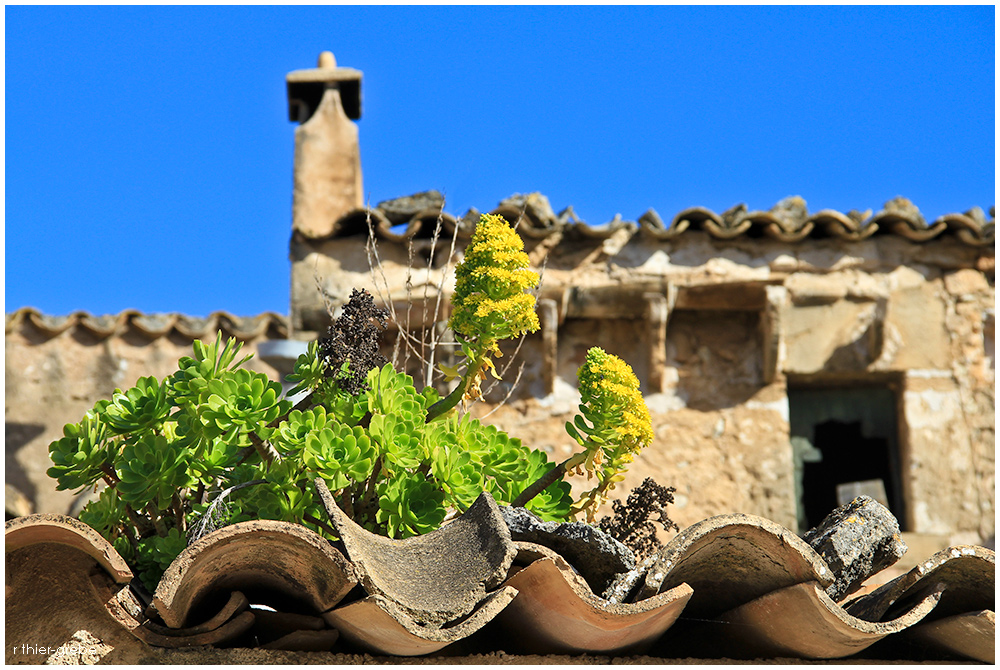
[319,288,390,395]
[597,477,680,561]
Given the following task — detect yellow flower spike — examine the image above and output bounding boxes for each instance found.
[567,346,654,520]
[428,214,540,422]
[448,214,540,347]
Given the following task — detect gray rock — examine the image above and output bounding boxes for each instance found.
[801,495,907,602]
[376,191,445,224]
[880,196,927,227]
[770,195,809,230]
[496,193,558,229]
[500,505,635,594]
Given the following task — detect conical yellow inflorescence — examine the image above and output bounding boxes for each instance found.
[570,347,654,521]
[449,214,540,345]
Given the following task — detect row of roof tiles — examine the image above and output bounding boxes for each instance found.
[5,308,289,341]
[5,487,994,663]
[313,192,995,247]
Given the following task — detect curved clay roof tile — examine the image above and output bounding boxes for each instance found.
[152,519,358,629]
[638,512,832,617]
[495,541,693,655]
[701,203,753,239]
[711,579,941,659]
[407,208,459,241]
[4,309,289,342]
[934,207,996,247]
[639,208,689,240]
[5,513,133,583]
[489,204,556,239]
[808,209,879,241]
[130,313,180,338]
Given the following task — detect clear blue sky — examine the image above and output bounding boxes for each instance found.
[6,5,995,318]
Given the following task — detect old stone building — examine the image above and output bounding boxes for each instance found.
[6,52,994,557]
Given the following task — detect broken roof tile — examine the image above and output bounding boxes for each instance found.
[323,588,517,656]
[316,480,516,627]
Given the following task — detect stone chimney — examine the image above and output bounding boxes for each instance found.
[286,51,363,239]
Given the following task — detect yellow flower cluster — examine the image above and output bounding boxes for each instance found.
[449,214,540,344]
[579,349,653,453]
[571,347,654,521]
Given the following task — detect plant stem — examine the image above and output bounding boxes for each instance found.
[425,375,469,422]
[235,391,318,465]
[123,503,146,540]
[425,351,488,422]
[119,521,139,554]
[248,431,282,463]
[512,452,587,508]
[269,392,316,429]
[146,503,168,537]
[355,462,381,524]
[171,492,186,533]
[303,512,339,538]
[100,463,120,485]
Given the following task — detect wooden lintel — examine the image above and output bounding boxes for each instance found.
[644,287,676,394]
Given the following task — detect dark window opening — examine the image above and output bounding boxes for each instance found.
[790,387,904,533]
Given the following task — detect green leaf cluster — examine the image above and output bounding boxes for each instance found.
[46,333,295,590]
[49,331,573,590]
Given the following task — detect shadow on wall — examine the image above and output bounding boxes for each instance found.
[5,423,45,510]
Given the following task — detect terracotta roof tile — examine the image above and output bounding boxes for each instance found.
[153,519,357,629]
[5,505,994,662]
[312,193,995,248]
[497,542,693,655]
[5,308,289,341]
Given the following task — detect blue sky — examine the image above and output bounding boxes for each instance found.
[6,5,995,318]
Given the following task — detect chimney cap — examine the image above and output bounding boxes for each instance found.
[286,51,362,122]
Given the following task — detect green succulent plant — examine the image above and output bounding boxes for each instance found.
[50,216,652,592]
[104,376,171,435]
[117,434,194,512]
[47,403,113,492]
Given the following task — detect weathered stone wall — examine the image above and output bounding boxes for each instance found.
[5,314,287,516]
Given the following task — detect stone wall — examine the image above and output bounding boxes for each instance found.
[5,312,287,516]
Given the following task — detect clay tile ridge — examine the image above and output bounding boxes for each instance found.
[313,192,995,248]
[5,509,995,661]
[5,308,289,341]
